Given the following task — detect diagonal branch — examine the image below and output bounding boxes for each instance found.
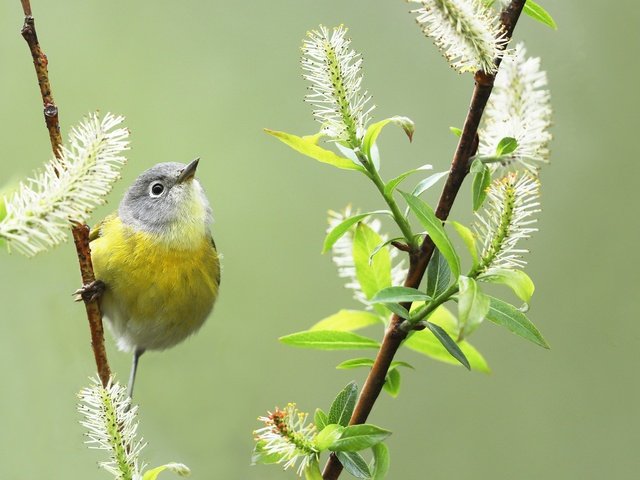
[322,1,526,478]
[19,0,111,387]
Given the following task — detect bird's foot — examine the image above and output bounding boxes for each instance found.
[73,280,106,303]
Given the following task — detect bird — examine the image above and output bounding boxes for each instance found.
[79,158,220,399]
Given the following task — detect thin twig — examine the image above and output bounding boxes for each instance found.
[322,1,526,477]
[19,0,111,387]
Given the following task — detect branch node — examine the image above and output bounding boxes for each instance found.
[44,104,57,117]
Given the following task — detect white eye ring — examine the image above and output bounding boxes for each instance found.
[149,182,165,197]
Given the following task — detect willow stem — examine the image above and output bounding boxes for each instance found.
[322,2,527,478]
[19,0,112,387]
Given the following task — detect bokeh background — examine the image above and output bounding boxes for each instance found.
[1,1,638,479]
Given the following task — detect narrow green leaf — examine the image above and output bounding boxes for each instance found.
[280,330,380,350]
[336,451,371,479]
[371,443,390,480]
[264,129,365,172]
[425,248,452,299]
[370,286,431,304]
[404,307,490,372]
[323,211,390,253]
[369,237,403,264]
[383,368,401,397]
[384,164,432,196]
[314,408,328,430]
[383,302,411,319]
[449,126,463,137]
[426,322,470,370]
[524,0,557,29]
[142,463,190,480]
[390,360,414,370]
[495,137,518,156]
[458,276,490,339]
[336,358,375,370]
[363,116,415,159]
[448,221,479,268]
[304,459,324,480]
[310,310,383,332]
[336,358,413,371]
[400,191,461,277]
[486,296,549,348]
[471,158,491,211]
[353,223,392,301]
[328,382,358,427]
[315,424,345,451]
[479,269,535,303]
[330,425,391,452]
[302,131,325,144]
[412,171,449,196]
[252,441,282,465]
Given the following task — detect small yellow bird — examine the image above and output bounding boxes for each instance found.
[82,159,220,398]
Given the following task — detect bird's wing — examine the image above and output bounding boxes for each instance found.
[89,214,115,243]
[211,235,221,286]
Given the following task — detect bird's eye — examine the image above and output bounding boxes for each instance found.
[150,182,165,197]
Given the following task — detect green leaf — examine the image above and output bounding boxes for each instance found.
[400,192,461,277]
[336,358,413,371]
[412,171,449,197]
[425,248,452,299]
[252,441,283,465]
[369,237,403,263]
[363,116,415,159]
[383,368,401,397]
[142,463,191,480]
[315,408,328,430]
[390,360,414,370]
[328,382,358,427]
[323,210,390,253]
[336,358,375,370]
[486,296,549,348]
[336,451,372,479]
[524,0,557,29]
[471,158,491,211]
[264,129,365,172]
[302,131,325,144]
[426,322,470,370]
[371,443,390,480]
[353,223,392,302]
[311,310,382,332]
[448,221,479,268]
[280,330,380,350]
[370,286,431,304]
[495,137,518,156]
[478,269,535,303]
[384,165,432,196]
[315,424,345,451]
[382,302,411,319]
[304,459,324,480]
[449,126,462,137]
[404,307,490,372]
[458,276,490,339]
[330,425,391,452]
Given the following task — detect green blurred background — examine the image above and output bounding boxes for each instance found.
[1,1,638,478]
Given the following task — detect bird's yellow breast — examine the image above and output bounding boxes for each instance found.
[91,215,220,352]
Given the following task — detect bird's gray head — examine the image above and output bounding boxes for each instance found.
[119,159,212,239]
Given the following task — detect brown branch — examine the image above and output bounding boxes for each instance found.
[19,0,112,387]
[322,1,526,478]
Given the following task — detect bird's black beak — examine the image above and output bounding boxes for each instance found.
[177,158,199,184]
